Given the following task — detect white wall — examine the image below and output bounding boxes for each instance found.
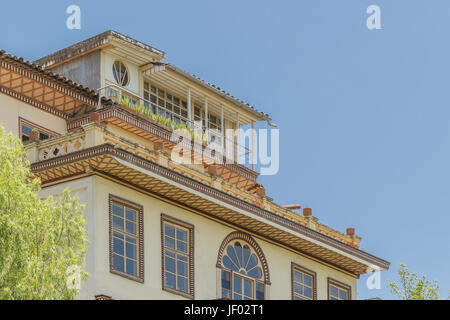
[103,52,141,96]
[0,93,67,136]
[40,175,357,300]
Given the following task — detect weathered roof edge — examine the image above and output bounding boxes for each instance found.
[30,143,390,273]
[0,49,99,101]
[164,63,272,122]
[33,30,166,68]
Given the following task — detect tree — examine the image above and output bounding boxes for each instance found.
[0,126,88,299]
[388,264,440,300]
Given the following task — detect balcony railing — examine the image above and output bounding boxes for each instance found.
[96,83,255,169]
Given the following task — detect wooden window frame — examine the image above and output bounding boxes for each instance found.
[144,81,189,123]
[161,214,194,299]
[109,194,144,283]
[221,267,265,301]
[327,277,352,300]
[291,262,317,300]
[19,117,57,142]
[216,232,270,300]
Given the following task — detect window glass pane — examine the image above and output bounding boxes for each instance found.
[233,294,242,300]
[222,289,231,299]
[243,246,251,269]
[113,216,124,231]
[294,270,302,283]
[234,242,243,267]
[178,254,188,262]
[165,272,176,289]
[339,289,347,300]
[126,236,136,244]
[165,236,175,249]
[246,254,258,271]
[39,133,49,141]
[233,275,242,294]
[126,242,136,260]
[176,229,187,242]
[256,282,265,300]
[113,232,124,239]
[165,250,175,258]
[22,135,30,142]
[330,285,338,297]
[112,203,123,217]
[222,270,231,290]
[165,255,176,273]
[126,208,136,222]
[165,224,175,238]
[22,124,32,136]
[244,279,252,298]
[113,237,124,256]
[178,276,188,293]
[126,221,136,235]
[247,266,262,279]
[126,259,137,276]
[304,274,312,287]
[304,286,312,298]
[294,284,303,295]
[177,260,187,277]
[226,245,239,268]
[177,240,187,253]
[113,255,124,272]
[223,255,239,272]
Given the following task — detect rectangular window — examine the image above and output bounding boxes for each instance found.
[221,270,265,300]
[19,118,56,143]
[161,214,194,298]
[144,81,188,123]
[109,195,144,282]
[292,263,316,300]
[328,278,351,300]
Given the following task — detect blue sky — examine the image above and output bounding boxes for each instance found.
[1,0,449,299]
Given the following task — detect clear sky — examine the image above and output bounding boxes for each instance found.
[1,0,449,299]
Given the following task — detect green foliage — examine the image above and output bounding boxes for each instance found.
[119,97,208,143]
[0,126,88,300]
[388,264,440,300]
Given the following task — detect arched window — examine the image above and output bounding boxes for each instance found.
[217,232,270,300]
[112,61,129,87]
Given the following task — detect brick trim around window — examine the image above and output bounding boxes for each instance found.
[291,262,317,300]
[109,194,144,283]
[327,277,352,300]
[160,213,195,299]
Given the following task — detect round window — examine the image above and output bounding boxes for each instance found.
[112,61,129,86]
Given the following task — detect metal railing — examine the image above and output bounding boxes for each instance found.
[96,83,254,168]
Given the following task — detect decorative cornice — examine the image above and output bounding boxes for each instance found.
[0,84,68,119]
[30,143,390,271]
[67,106,259,181]
[0,55,98,106]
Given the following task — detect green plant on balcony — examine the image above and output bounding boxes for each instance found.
[119,97,208,144]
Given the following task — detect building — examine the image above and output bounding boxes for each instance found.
[0,31,389,300]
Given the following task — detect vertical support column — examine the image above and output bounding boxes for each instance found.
[220,105,224,150]
[204,97,209,142]
[187,87,192,128]
[251,121,255,171]
[236,112,240,163]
